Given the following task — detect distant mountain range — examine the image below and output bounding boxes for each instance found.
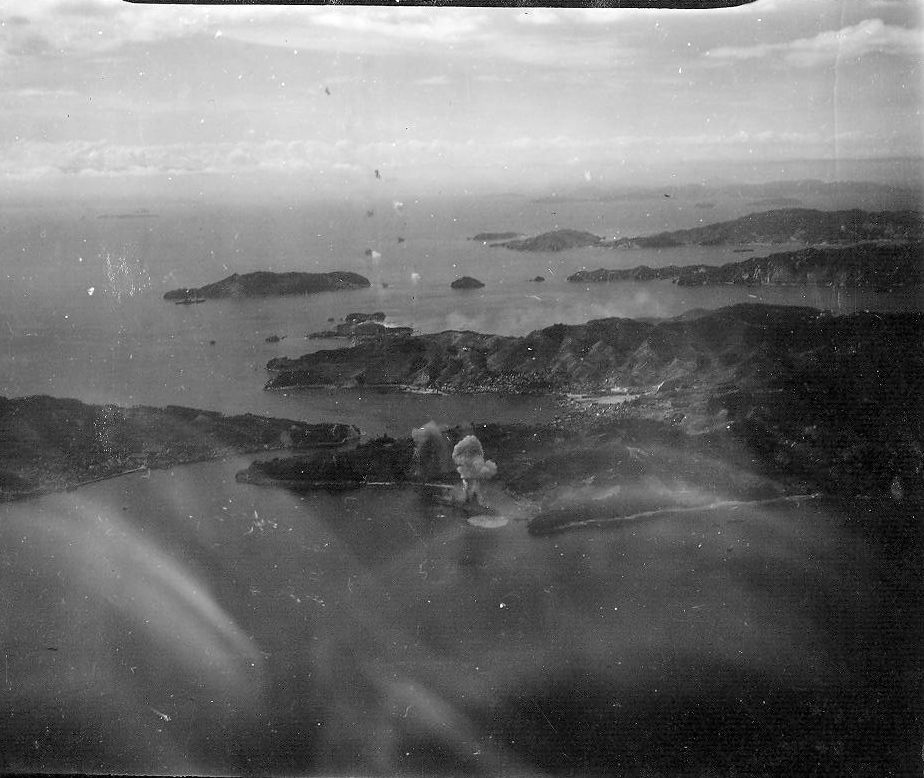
[163,270,369,300]
[530,178,923,209]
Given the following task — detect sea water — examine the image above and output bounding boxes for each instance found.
[0,194,920,773]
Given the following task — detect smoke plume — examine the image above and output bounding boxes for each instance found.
[412,421,453,481]
[452,434,497,505]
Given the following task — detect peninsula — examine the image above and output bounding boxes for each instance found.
[264,303,922,401]
[568,242,922,288]
[605,208,922,248]
[163,270,370,300]
[490,209,922,253]
[0,396,359,500]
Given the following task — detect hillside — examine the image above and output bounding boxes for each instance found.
[163,270,370,300]
[496,229,602,252]
[258,303,923,505]
[607,208,923,248]
[0,396,358,499]
[569,242,922,288]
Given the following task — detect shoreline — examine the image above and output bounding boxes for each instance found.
[0,440,360,504]
[0,396,360,504]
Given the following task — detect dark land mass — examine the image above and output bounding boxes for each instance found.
[260,302,922,509]
[496,229,602,252]
[471,232,521,241]
[163,270,370,300]
[450,276,485,289]
[237,434,425,491]
[569,241,923,288]
[0,395,359,500]
[606,208,922,248]
[264,302,921,399]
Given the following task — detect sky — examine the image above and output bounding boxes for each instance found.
[0,0,921,201]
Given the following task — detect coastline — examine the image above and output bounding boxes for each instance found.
[0,397,360,503]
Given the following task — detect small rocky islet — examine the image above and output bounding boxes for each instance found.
[450,276,485,289]
[308,312,414,341]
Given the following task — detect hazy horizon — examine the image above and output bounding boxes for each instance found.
[0,0,921,205]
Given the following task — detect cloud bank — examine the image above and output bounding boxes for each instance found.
[708,19,922,66]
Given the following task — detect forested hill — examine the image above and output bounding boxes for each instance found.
[607,208,922,248]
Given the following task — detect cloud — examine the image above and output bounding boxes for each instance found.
[7,87,80,98]
[1,0,214,58]
[0,124,902,183]
[0,139,322,179]
[2,3,645,73]
[308,7,487,44]
[414,75,452,87]
[708,19,922,66]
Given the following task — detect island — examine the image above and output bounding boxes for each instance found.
[450,276,485,289]
[163,270,370,300]
[568,242,922,288]
[0,396,359,500]
[495,229,602,252]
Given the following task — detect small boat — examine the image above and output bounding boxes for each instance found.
[175,296,206,305]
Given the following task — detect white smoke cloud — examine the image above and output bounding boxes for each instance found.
[412,421,453,481]
[452,435,497,505]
